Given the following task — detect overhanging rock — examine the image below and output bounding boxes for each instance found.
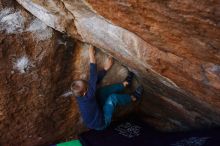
[16,0,220,131]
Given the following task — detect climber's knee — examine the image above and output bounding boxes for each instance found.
[107,94,118,106]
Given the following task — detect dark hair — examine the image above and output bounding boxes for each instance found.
[71,80,88,97]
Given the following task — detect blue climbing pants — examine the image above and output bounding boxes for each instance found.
[96,84,131,130]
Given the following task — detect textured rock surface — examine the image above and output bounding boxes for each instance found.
[0,1,134,145]
[81,0,220,130]
[17,0,220,128]
[1,0,220,145]
[0,2,83,145]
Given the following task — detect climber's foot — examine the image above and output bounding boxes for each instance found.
[131,85,144,102]
[124,71,134,87]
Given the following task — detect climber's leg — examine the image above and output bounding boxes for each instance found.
[102,93,132,128]
[97,83,125,106]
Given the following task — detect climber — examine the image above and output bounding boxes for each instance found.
[71,45,144,130]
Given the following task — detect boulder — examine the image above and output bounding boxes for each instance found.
[0,1,133,145]
[1,0,220,145]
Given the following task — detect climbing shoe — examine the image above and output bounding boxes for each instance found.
[132,85,144,101]
[124,71,134,87]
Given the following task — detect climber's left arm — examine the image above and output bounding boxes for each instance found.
[87,45,97,95]
[97,57,113,84]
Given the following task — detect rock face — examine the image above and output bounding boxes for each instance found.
[0,2,82,145]
[80,0,220,129]
[0,0,220,145]
[0,1,134,145]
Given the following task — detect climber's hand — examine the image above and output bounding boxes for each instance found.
[89,45,96,63]
[104,56,113,71]
[89,45,95,55]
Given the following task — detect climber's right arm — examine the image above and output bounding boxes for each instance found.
[89,45,96,64]
[87,45,97,97]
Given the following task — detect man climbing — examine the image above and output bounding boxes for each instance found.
[71,45,144,130]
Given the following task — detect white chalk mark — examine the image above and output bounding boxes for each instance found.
[0,8,25,34]
[27,18,53,41]
[61,91,73,97]
[13,56,31,74]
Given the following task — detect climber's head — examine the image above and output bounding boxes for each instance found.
[71,80,88,97]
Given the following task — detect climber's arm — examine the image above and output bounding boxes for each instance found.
[89,45,96,64]
[88,45,108,86]
[88,45,113,85]
[87,45,97,96]
[97,56,113,84]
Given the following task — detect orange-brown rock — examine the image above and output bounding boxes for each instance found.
[0,2,83,146]
[85,0,220,100]
[1,0,220,145]
[0,1,134,145]
[82,0,220,129]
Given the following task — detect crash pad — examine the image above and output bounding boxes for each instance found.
[79,117,220,146]
[53,140,82,146]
